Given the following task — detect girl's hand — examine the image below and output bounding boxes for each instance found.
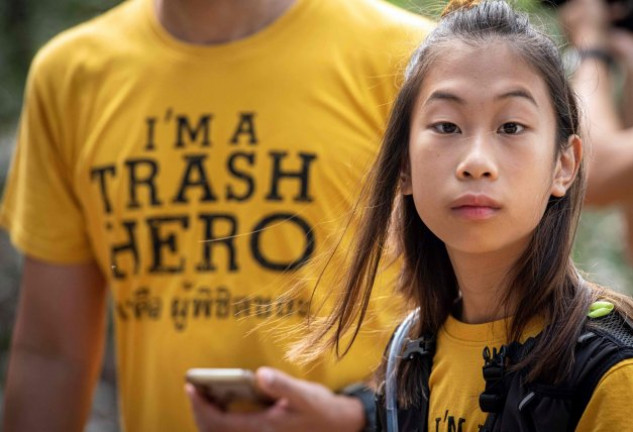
[186,367,365,432]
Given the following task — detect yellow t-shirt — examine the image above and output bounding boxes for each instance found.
[428,314,633,431]
[0,0,434,430]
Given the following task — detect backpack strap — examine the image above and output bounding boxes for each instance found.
[567,310,633,427]
[478,338,536,432]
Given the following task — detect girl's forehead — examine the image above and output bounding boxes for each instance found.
[417,40,549,105]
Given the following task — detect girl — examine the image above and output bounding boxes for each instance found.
[297,0,633,431]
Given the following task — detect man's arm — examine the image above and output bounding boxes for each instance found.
[583,131,633,205]
[3,257,108,432]
[559,0,633,205]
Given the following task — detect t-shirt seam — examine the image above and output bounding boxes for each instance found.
[0,209,94,262]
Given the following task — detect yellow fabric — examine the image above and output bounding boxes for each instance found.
[0,0,433,430]
[428,314,633,431]
[576,358,633,431]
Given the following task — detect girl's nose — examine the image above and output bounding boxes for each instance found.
[456,135,498,180]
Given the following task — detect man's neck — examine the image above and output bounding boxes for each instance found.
[155,0,297,45]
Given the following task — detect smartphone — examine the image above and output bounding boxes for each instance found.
[185,368,276,412]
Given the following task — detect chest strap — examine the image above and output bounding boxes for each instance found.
[479,338,536,432]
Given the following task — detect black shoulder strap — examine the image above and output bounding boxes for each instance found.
[568,311,633,427]
[479,338,536,432]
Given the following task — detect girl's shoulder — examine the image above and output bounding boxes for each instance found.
[570,309,633,401]
[575,357,633,432]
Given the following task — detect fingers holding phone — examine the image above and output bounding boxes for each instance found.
[185,368,282,432]
[185,367,366,432]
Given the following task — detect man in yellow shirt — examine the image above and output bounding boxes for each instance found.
[0,0,433,430]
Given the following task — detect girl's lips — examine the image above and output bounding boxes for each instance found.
[450,194,501,220]
[451,205,499,220]
[450,194,502,208]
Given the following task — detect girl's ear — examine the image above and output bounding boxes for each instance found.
[401,158,413,195]
[551,135,582,198]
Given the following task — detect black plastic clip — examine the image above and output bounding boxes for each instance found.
[480,345,508,413]
[402,335,436,360]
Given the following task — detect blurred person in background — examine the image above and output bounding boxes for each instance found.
[0,0,433,430]
[559,0,633,262]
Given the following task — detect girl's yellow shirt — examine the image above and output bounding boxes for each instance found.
[429,314,633,431]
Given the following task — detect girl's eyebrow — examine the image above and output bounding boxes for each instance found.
[496,89,539,107]
[423,89,539,107]
[424,91,464,106]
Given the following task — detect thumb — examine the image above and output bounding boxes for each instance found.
[256,367,326,410]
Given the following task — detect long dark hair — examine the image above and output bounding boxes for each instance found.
[294,0,633,405]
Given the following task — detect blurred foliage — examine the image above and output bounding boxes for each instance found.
[575,210,633,292]
[0,0,122,132]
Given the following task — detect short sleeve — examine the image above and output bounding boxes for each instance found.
[575,358,633,431]
[0,51,94,263]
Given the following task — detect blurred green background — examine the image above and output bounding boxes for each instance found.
[0,0,631,429]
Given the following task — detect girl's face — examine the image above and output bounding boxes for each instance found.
[404,40,577,259]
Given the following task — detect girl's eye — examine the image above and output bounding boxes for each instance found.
[498,122,524,134]
[432,122,461,134]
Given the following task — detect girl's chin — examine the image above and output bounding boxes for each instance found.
[443,237,531,258]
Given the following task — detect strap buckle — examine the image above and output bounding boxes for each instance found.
[401,334,436,360]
